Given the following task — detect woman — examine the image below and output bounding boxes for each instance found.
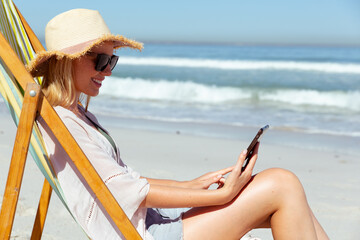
[29,8,329,240]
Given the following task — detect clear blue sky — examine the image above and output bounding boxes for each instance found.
[16,0,360,46]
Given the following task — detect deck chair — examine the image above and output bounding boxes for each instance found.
[0,0,142,239]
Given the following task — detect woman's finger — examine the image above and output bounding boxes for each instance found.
[245,142,260,172]
[218,177,226,184]
[208,166,235,182]
[215,166,235,176]
[234,149,248,172]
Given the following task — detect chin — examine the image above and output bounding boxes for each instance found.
[88,91,100,97]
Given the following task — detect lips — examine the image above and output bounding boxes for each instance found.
[91,78,103,86]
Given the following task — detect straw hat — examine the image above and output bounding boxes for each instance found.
[27,8,143,77]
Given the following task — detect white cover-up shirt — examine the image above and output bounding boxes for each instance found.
[37,106,153,240]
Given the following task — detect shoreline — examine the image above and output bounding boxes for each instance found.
[95,113,360,157]
[0,110,359,239]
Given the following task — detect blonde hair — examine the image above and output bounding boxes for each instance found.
[38,56,92,111]
[41,57,76,108]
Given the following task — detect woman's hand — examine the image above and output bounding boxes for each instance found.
[143,163,241,208]
[143,143,260,208]
[221,142,259,202]
[186,166,234,190]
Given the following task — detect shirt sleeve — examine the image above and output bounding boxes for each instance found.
[60,113,149,219]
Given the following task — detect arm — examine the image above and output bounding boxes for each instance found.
[144,178,188,188]
[142,144,259,208]
[144,166,234,190]
[143,184,229,208]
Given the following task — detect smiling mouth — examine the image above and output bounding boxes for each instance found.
[92,78,102,85]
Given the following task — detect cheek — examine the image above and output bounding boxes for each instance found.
[72,61,83,89]
[73,58,95,87]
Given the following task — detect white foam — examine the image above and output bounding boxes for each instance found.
[101,77,250,104]
[261,89,360,111]
[101,77,360,111]
[117,57,360,74]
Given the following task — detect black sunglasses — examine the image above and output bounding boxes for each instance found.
[88,52,119,72]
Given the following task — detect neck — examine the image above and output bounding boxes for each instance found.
[68,99,83,116]
[68,100,78,110]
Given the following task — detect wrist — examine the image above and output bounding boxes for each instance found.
[217,186,236,205]
[179,180,192,188]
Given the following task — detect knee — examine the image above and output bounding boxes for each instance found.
[258,168,305,194]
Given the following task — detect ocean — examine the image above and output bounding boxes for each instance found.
[87,44,359,146]
[1,43,359,153]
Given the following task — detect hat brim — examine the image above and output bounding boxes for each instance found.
[27,34,143,77]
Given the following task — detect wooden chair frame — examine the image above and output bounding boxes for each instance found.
[0,5,142,240]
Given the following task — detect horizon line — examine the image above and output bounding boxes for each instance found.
[36,36,360,49]
[139,40,360,48]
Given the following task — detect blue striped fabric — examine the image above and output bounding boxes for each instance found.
[0,0,77,225]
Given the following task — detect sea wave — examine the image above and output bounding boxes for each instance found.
[102,77,249,103]
[117,57,360,74]
[101,77,360,111]
[260,89,360,111]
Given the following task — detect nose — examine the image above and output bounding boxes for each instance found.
[101,64,112,76]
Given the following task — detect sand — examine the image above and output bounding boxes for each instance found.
[0,110,359,239]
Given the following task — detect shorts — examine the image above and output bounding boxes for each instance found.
[145,208,189,240]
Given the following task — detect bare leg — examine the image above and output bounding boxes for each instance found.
[257,206,329,240]
[310,209,330,240]
[182,168,328,240]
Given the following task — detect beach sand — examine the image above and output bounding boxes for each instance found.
[0,111,359,239]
